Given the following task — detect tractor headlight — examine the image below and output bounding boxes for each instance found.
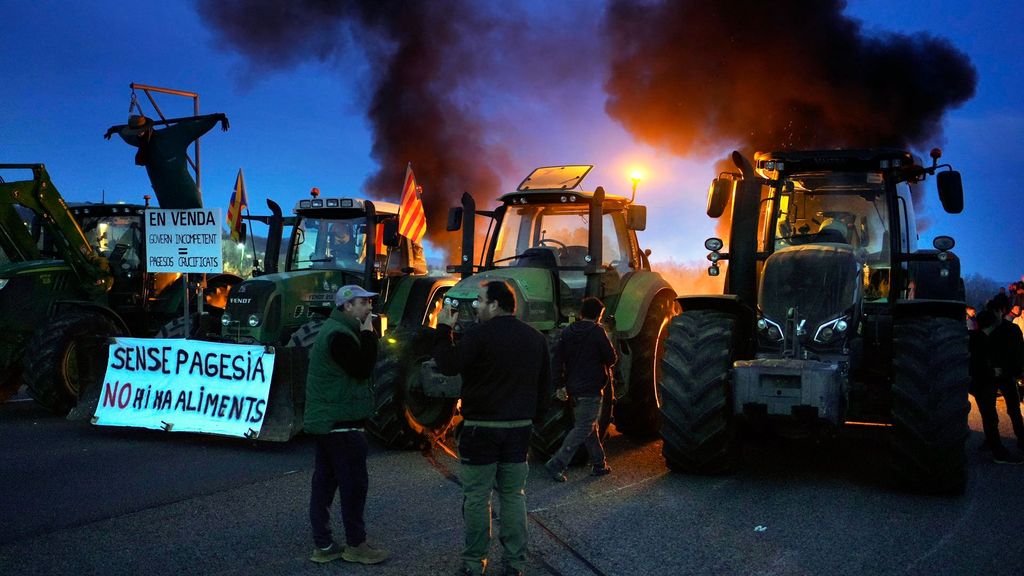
[248,314,260,327]
[221,312,232,326]
[814,316,849,344]
[757,316,784,343]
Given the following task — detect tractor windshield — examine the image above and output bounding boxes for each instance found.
[773,171,892,300]
[493,203,631,274]
[291,215,370,272]
[79,215,142,271]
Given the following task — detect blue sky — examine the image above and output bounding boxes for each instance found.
[2,1,1021,283]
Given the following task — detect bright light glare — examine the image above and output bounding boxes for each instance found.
[629,168,645,183]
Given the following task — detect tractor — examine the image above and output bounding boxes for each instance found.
[371,165,678,457]
[0,164,241,412]
[215,190,455,441]
[658,148,969,493]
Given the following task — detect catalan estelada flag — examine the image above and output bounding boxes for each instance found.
[398,163,426,244]
[226,169,247,243]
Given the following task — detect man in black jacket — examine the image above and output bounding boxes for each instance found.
[431,280,549,576]
[970,308,1024,464]
[545,297,617,481]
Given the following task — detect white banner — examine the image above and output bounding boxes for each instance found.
[93,337,276,438]
[145,208,223,273]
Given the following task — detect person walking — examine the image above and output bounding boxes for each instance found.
[544,297,616,482]
[431,280,550,576]
[970,309,1024,464]
[304,285,390,565]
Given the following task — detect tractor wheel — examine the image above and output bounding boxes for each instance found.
[0,362,23,402]
[614,292,677,438]
[889,315,969,495]
[529,385,612,464]
[25,311,123,415]
[401,356,459,440]
[366,355,423,449]
[287,318,326,349]
[658,309,739,474]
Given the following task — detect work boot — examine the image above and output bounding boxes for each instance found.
[342,541,390,564]
[309,541,344,563]
[590,465,611,477]
[544,460,567,482]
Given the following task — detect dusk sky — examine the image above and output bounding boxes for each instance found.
[3,1,1021,285]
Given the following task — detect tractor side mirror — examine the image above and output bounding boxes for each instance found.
[446,206,463,231]
[707,174,737,218]
[382,219,400,247]
[936,171,963,214]
[626,205,647,231]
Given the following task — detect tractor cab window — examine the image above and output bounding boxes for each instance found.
[773,171,893,301]
[79,215,142,271]
[291,215,369,272]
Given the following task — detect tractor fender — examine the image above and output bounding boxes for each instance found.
[52,300,130,335]
[893,299,965,322]
[610,272,675,340]
[383,276,457,328]
[675,294,758,358]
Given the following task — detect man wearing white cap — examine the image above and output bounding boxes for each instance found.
[304,285,389,565]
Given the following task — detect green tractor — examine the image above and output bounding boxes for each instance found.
[371,165,678,457]
[216,190,455,441]
[658,149,969,493]
[0,164,241,412]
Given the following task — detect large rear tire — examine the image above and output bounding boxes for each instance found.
[25,312,123,415]
[287,318,326,349]
[889,315,969,495]
[658,309,739,474]
[366,354,424,449]
[613,292,676,438]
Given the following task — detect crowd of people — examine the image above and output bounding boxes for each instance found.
[302,280,613,575]
[967,277,1024,465]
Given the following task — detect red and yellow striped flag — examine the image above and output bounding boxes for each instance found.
[226,169,247,243]
[398,163,426,243]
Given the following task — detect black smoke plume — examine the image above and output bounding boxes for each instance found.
[196,0,510,247]
[603,0,977,157]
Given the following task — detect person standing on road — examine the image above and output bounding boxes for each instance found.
[544,297,616,482]
[431,280,550,576]
[969,309,1024,464]
[304,285,390,565]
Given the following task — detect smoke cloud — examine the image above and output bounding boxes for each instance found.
[196,0,512,248]
[602,0,977,156]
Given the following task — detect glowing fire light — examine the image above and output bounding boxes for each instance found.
[629,168,645,185]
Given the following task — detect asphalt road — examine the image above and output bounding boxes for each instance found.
[2,390,1023,576]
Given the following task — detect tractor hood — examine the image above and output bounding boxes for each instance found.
[444,267,558,331]
[759,244,861,344]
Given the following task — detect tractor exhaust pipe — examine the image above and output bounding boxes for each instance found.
[585,186,605,297]
[729,151,760,307]
[459,192,476,279]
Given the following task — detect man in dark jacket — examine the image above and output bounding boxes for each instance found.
[544,297,617,481]
[431,280,549,576]
[970,308,1024,464]
[304,285,390,564]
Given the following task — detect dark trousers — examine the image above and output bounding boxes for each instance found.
[309,431,369,548]
[972,378,1024,452]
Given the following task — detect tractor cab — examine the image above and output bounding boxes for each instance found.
[447,165,649,328]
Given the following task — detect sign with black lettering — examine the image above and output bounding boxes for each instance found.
[93,338,276,438]
[145,208,223,273]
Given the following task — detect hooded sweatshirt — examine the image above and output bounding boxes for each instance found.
[552,319,617,397]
